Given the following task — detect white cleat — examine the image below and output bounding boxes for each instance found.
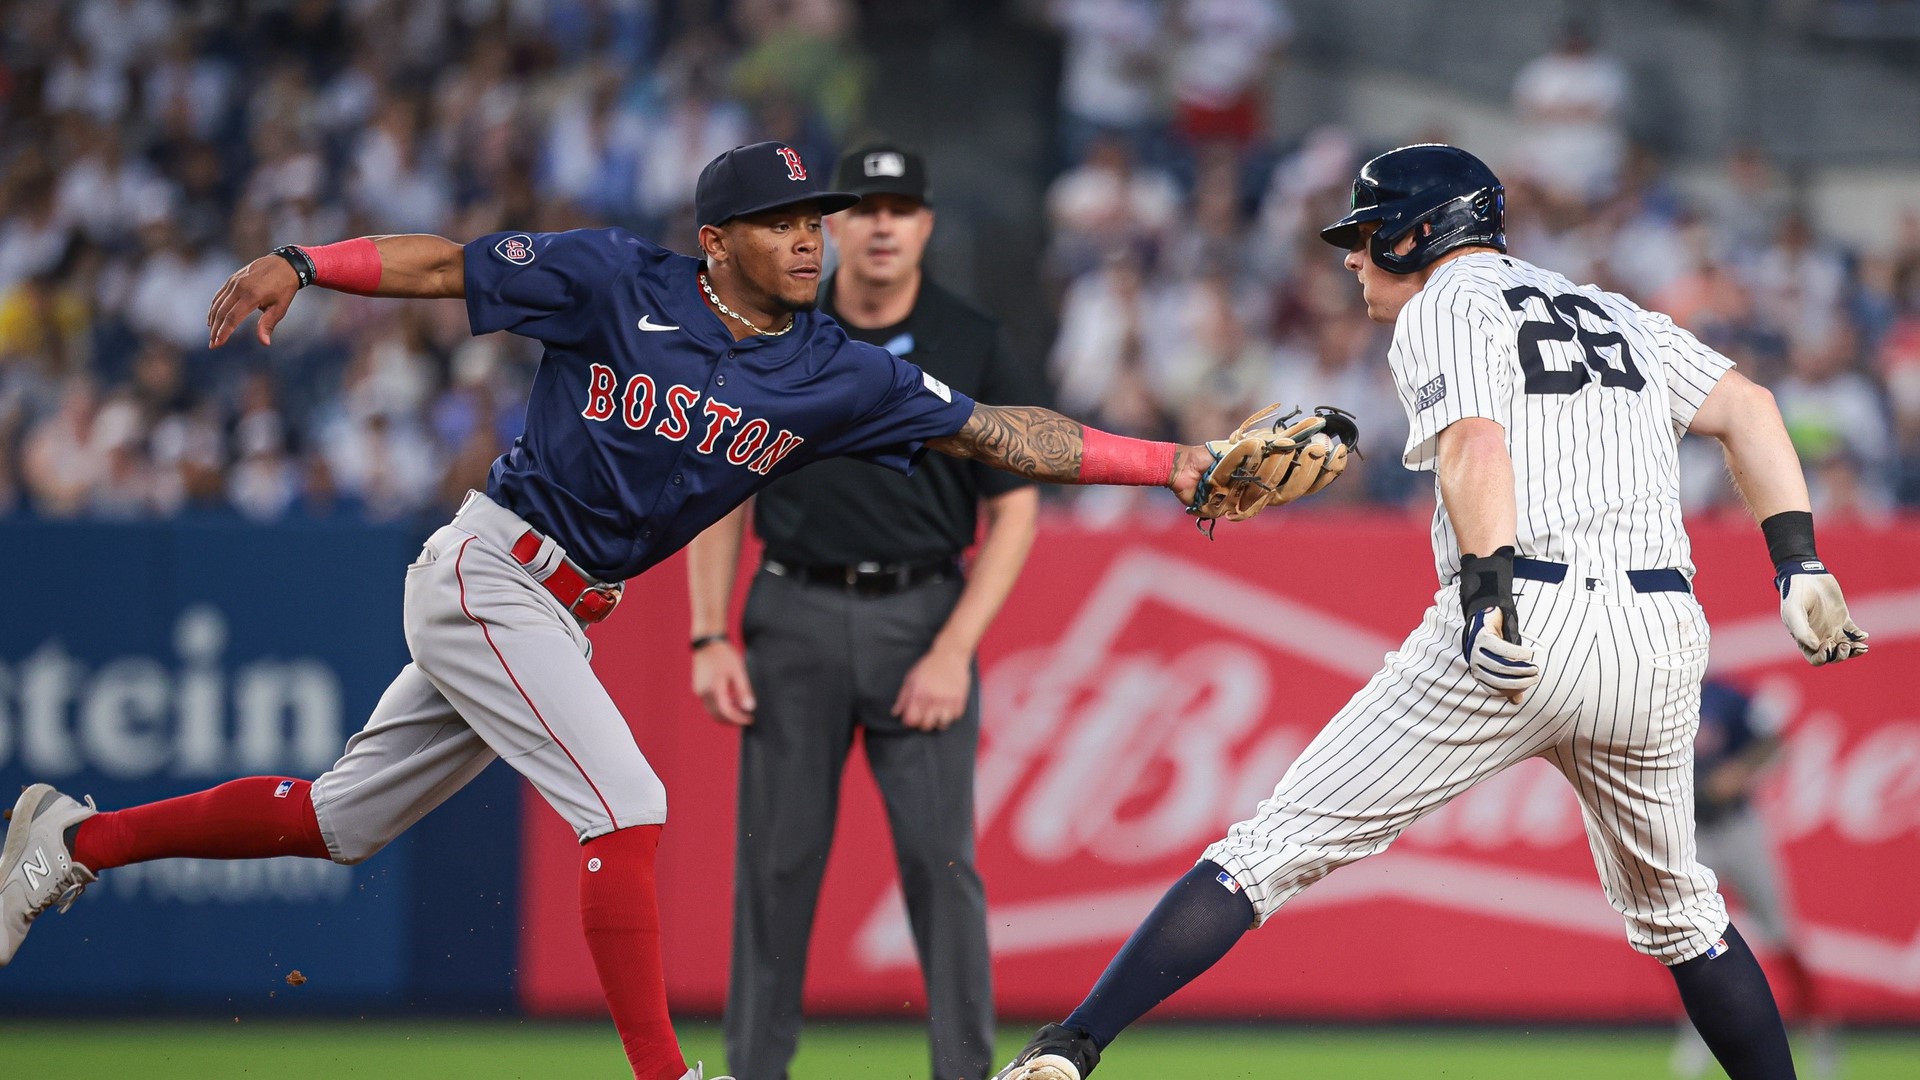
[682,1063,734,1080]
[996,1055,1084,1080]
[1668,1029,1712,1079]
[993,1024,1101,1080]
[1,784,100,967]
[1804,1023,1843,1080]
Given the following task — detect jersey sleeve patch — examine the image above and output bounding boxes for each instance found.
[1416,374,1447,412]
[494,233,535,264]
[464,228,649,345]
[921,370,953,402]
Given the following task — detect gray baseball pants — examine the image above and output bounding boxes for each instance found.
[726,568,992,1080]
[1696,809,1796,946]
[309,492,667,863]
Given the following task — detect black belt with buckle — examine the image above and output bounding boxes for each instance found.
[763,557,963,595]
[1512,557,1690,594]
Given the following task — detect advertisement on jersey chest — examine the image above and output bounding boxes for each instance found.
[0,519,420,1008]
[524,514,1920,1022]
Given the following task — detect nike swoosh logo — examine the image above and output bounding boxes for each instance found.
[637,316,680,332]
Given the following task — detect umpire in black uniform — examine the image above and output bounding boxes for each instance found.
[686,144,1046,1080]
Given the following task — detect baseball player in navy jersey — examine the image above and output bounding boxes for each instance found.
[0,142,1219,1080]
[995,144,1868,1080]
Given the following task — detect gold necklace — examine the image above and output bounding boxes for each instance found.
[700,271,795,337]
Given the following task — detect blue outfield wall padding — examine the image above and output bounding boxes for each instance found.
[0,516,519,1014]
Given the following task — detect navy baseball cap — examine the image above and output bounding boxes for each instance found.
[832,143,933,205]
[695,142,859,227]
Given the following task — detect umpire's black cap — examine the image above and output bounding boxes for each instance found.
[832,143,933,206]
[695,142,860,228]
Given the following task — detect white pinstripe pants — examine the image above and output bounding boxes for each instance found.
[1203,569,1731,964]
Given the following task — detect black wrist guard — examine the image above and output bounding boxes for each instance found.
[1760,511,1817,567]
[1458,546,1517,620]
[690,633,730,652]
[271,245,316,289]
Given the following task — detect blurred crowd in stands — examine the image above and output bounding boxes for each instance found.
[0,0,864,522]
[1044,3,1920,519]
[2,0,1918,525]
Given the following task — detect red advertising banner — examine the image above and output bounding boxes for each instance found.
[521,512,1920,1022]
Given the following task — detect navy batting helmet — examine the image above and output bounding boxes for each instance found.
[1319,144,1505,274]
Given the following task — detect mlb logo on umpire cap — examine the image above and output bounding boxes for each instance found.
[864,151,907,178]
[833,142,932,205]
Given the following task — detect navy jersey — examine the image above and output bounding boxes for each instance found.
[1694,680,1768,825]
[463,228,976,581]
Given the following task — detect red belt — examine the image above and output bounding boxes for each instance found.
[510,530,622,623]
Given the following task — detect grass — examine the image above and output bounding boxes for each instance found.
[0,1020,1912,1078]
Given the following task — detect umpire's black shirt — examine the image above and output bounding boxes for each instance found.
[753,275,1049,566]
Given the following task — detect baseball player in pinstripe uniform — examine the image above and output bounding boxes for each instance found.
[995,144,1868,1080]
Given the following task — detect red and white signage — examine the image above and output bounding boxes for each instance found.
[520,513,1920,1021]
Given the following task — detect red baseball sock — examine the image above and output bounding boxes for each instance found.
[71,777,331,870]
[580,824,686,1080]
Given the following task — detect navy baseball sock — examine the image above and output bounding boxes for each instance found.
[1668,923,1796,1080]
[1061,860,1256,1049]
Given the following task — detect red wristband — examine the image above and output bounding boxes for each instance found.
[1079,427,1178,486]
[301,238,383,295]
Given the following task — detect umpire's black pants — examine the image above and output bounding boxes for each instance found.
[727,568,992,1080]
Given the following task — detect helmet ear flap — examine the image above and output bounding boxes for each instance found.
[1367,216,1429,275]
[1368,186,1504,274]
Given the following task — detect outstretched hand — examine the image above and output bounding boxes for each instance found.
[207,255,302,348]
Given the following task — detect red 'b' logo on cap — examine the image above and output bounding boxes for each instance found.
[776,147,807,181]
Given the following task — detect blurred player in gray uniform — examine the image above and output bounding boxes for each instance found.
[995,144,1868,1080]
[1672,679,1839,1079]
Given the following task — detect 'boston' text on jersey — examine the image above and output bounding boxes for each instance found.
[580,363,805,475]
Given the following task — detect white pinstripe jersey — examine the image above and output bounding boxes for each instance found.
[1388,252,1733,584]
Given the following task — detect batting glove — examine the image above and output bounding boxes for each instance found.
[1776,559,1869,666]
[1458,547,1541,699]
[1464,606,1540,695]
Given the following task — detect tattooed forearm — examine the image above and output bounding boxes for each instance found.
[929,404,1085,482]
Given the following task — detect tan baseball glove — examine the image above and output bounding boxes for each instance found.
[1188,404,1361,525]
